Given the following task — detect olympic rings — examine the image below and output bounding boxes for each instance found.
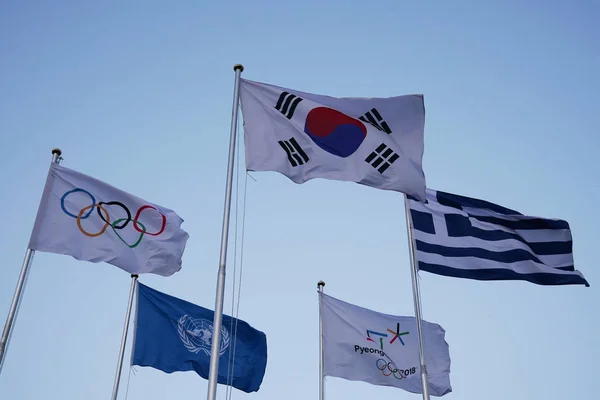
[376,359,413,380]
[60,187,166,248]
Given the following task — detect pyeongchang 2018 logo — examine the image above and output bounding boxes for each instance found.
[353,322,417,380]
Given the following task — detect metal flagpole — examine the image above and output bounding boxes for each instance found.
[0,148,63,376]
[404,194,430,400]
[206,63,244,400]
[317,281,326,400]
[111,274,138,400]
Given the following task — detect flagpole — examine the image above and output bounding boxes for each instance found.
[206,63,244,400]
[111,274,138,400]
[317,280,325,400]
[0,148,63,376]
[403,194,430,400]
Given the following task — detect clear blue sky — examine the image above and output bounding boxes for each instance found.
[1,1,598,399]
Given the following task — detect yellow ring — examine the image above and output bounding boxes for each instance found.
[77,204,110,237]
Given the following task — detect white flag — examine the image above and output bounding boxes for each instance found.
[239,78,427,201]
[320,292,451,397]
[28,163,189,276]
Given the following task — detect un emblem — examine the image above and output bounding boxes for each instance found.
[177,315,230,356]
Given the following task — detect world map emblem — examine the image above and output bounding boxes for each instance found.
[177,315,230,356]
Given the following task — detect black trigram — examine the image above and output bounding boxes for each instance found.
[365,143,399,174]
[275,92,303,119]
[278,137,309,167]
[359,108,392,134]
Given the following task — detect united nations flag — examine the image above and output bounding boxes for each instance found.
[132,283,268,393]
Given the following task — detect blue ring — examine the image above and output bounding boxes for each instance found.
[60,188,96,219]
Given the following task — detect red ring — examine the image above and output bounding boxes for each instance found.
[133,205,166,236]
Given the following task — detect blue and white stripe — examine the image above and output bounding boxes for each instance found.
[406,189,589,286]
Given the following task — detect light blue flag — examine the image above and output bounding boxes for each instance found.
[132,283,268,393]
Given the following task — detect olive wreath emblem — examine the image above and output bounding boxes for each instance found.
[177,315,230,356]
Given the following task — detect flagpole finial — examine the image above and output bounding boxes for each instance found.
[317,280,325,288]
[234,64,244,72]
[51,148,62,157]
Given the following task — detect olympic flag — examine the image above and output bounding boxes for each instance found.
[239,78,427,201]
[320,292,452,397]
[28,163,189,276]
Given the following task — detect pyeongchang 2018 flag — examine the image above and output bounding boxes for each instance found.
[28,163,189,277]
[320,293,451,397]
[239,78,427,201]
[407,189,589,286]
[132,283,268,393]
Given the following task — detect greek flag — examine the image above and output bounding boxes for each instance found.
[406,189,589,286]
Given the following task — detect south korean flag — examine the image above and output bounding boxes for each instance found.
[239,78,427,201]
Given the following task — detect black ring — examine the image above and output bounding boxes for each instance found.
[96,201,132,229]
